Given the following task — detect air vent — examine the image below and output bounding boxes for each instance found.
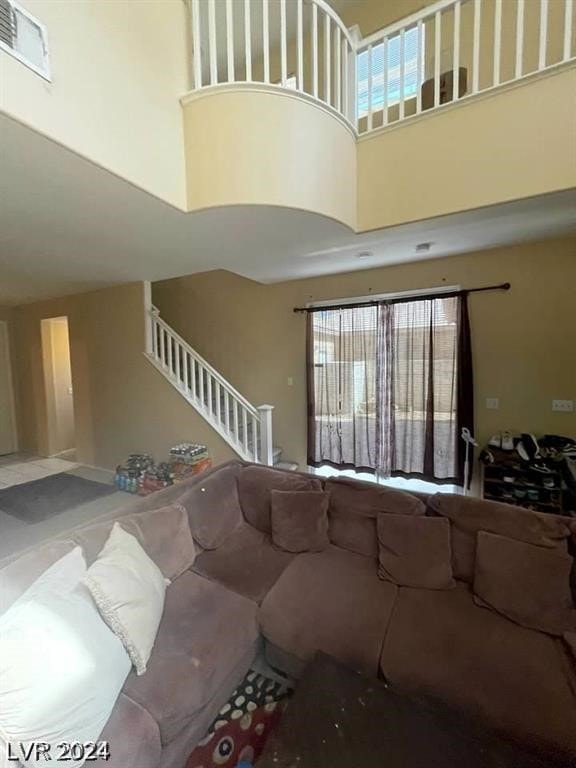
[0,0,14,48]
[0,0,49,79]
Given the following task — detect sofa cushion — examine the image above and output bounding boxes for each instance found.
[192,523,295,604]
[326,478,425,559]
[428,493,571,582]
[100,694,161,768]
[473,531,576,636]
[0,539,76,615]
[237,465,323,533]
[84,524,168,676]
[178,461,244,549]
[377,515,455,590]
[259,545,398,678]
[380,583,576,755]
[271,490,330,553]
[123,570,258,744]
[73,504,195,580]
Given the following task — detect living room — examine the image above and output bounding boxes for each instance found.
[0,0,575,766]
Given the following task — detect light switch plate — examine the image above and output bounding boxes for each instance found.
[486,398,499,410]
[552,399,574,412]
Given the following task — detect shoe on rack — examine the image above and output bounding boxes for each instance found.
[523,433,540,458]
[479,449,495,465]
[501,431,515,451]
[488,434,502,449]
[530,460,553,474]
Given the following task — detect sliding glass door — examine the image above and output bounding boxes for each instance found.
[307,294,473,484]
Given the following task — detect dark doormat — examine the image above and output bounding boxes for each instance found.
[0,473,117,524]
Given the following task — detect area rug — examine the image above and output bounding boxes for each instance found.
[0,472,116,523]
[186,669,293,768]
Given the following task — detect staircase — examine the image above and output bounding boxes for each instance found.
[143,295,289,467]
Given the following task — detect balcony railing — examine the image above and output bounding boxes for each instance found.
[356,0,576,133]
[190,0,357,125]
[189,0,575,135]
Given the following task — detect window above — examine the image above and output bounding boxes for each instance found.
[0,0,50,80]
[357,25,424,118]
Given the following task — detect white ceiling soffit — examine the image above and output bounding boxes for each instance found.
[0,112,575,306]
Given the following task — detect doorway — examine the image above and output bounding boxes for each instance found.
[0,320,17,456]
[41,317,75,458]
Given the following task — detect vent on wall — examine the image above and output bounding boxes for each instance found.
[0,0,49,79]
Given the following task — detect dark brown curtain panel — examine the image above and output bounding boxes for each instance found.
[307,293,473,485]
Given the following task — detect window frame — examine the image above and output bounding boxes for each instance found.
[0,0,51,81]
[356,23,425,119]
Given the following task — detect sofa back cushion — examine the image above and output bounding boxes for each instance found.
[326,477,426,558]
[178,461,244,549]
[473,531,576,636]
[270,490,330,553]
[377,514,455,590]
[0,539,76,616]
[237,465,322,533]
[73,503,195,580]
[428,493,571,582]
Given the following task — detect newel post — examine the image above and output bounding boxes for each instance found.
[257,405,275,466]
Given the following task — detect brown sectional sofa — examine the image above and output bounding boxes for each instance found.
[1,460,575,767]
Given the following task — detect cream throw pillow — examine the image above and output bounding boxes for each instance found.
[84,523,168,675]
[0,547,131,768]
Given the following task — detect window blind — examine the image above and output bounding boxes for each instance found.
[357,25,423,117]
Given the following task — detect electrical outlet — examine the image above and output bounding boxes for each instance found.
[287,377,294,387]
[552,399,574,412]
[486,398,499,410]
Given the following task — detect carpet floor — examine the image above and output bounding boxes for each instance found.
[186,669,293,768]
[0,472,117,523]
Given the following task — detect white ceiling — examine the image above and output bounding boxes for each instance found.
[0,112,575,306]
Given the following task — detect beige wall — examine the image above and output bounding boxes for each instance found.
[182,88,356,228]
[358,67,576,231]
[0,0,189,208]
[154,237,576,468]
[12,283,236,468]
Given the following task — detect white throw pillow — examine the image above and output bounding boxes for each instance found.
[0,547,131,768]
[83,523,168,675]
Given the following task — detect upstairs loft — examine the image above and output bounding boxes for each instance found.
[189,0,576,135]
[1,0,575,234]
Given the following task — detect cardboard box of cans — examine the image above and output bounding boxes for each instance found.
[114,445,212,495]
[169,443,212,484]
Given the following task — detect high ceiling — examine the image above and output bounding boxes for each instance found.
[0,112,575,307]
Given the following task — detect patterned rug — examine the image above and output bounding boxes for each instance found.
[186,669,293,768]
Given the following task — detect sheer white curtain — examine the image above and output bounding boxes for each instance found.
[307,294,473,484]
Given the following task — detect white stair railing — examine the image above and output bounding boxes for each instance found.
[145,304,274,465]
[356,0,575,134]
[190,0,357,125]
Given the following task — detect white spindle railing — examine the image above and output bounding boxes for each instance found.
[146,305,274,465]
[190,0,357,125]
[355,0,575,134]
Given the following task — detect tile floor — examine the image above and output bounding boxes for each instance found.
[0,453,134,564]
[0,454,80,488]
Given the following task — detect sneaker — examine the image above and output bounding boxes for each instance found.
[501,432,514,451]
[523,433,540,459]
[488,434,501,448]
[479,449,495,465]
[530,461,553,474]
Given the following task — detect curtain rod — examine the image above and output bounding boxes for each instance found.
[293,282,511,314]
